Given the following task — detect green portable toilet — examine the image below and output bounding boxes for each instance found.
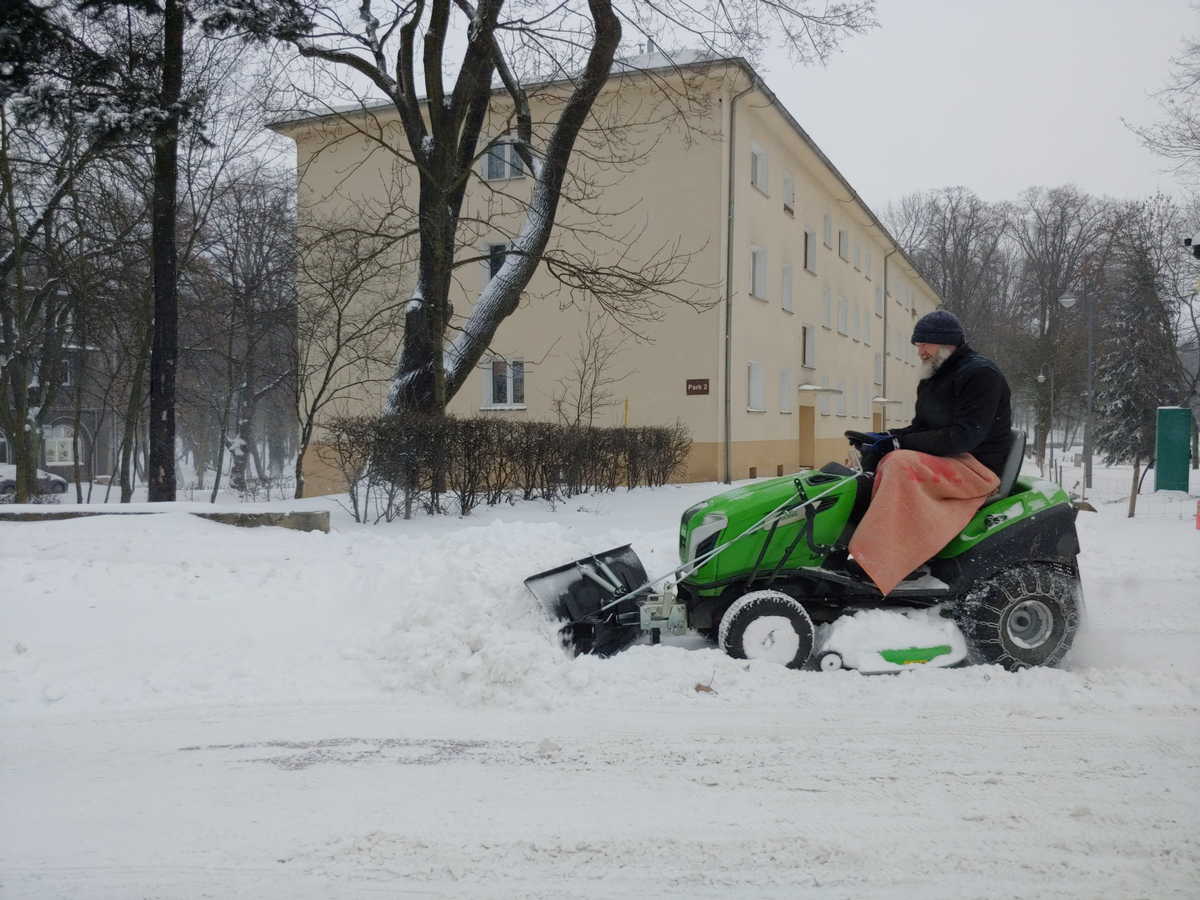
[1154,407,1193,492]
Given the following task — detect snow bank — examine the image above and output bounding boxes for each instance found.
[3,471,1198,718]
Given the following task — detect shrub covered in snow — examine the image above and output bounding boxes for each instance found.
[325,413,691,521]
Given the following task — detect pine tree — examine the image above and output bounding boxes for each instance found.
[1091,205,1188,514]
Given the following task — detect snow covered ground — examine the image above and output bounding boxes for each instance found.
[2,463,1198,898]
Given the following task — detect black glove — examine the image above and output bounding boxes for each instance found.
[864,432,899,455]
[858,432,899,473]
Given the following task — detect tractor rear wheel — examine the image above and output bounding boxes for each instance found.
[719,591,814,669]
[956,563,1081,670]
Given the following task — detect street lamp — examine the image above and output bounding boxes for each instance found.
[1037,366,1055,476]
[1058,291,1094,497]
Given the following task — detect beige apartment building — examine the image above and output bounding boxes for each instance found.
[274,55,939,495]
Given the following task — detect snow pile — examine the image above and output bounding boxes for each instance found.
[816,606,968,671]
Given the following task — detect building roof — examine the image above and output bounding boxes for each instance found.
[269,52,938,303]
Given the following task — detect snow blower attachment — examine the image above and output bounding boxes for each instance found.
[526,429,1083,673]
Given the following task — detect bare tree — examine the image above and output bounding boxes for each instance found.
[1127,29,1200,185]
[0,3,167,502]
[887,186,1011,349]
[551,308,631,427]
[1008,186,1113,466]
[215,0,877,416]
[292,218,407,498]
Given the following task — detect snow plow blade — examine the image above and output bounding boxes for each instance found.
[524,544,650,624]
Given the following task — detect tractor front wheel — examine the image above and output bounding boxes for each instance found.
[719,591,815,669]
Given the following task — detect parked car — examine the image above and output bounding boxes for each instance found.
[0,464,69,497]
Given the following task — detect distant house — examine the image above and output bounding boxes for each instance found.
[272,54,940,495]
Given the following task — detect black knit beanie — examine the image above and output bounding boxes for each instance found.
[911,309,965,346]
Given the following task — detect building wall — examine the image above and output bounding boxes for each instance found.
[280,59,940,496]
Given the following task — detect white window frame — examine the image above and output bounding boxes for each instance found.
[804,230,817,273]
[747,361,766,412]
[801,326,816,369]
[750,144,769,194]
[823,213,833,248]
[781,264,794,313]
[750,246,768,300]
[43,423,75,465]
[482,358,526,409]
[782,173,795,214]
[853,242,861,271]
[778,368,793,413]
[482,139,525,181]
[836,296,849,335]
[822,285,833,329]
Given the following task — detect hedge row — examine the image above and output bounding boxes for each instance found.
[324,413,692,522]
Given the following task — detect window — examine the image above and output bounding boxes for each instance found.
[838,229,849,261]
[853,242,861,270]
[43,423,74,465]
[836,380,847,416]
[863,310,871,346]
[750,144,768,193]
[483,359,525,407]
[781,265,793,312]
[852,303,861,340]
[803,230,817,273]
[483,139,525,180]
[823,213,833,247]
[837,296,848,335]
[875,286,884,317]
[750,247,768,300]
[874,352,883,385]
[778,368,793,413]
[782,173,795,214]
[865,249,873,280]
[819,375,831,415]
[822,285,833,328]
[802,326,815,368]
[487,243,508,280]
[747,362,766,411]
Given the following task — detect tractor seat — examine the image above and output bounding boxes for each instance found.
[994,430,1026,498]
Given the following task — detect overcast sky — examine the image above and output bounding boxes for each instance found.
[756,0,1193,214]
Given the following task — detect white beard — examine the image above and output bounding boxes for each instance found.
[919,346,956,380]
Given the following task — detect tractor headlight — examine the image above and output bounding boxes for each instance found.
[686,513,727,564]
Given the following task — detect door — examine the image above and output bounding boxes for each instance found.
[798,405,815,468]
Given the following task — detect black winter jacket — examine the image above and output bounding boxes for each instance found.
[892,344,1013,476]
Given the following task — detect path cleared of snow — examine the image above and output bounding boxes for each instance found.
[2,465,1198,897]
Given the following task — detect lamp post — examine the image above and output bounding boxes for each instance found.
[1058,291,1094,497]
[1037,367,1054,476]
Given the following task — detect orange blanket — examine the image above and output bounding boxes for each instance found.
[848,450,1000,596]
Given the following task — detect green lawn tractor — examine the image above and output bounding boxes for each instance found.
[525,430,1083,673]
